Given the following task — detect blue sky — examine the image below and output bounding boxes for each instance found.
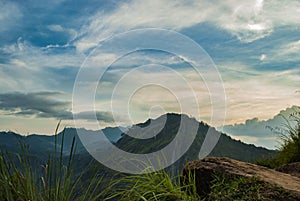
[0,0,299,148]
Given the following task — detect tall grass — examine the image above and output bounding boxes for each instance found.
[276,111,300,164]
[105,169,200,201]
[0,123,110,201]
[0,143,39,200]
[0,123,202,201]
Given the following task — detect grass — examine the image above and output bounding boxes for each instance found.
[0,147,201,201]
[0,123,111,201]
[106,169,201,201]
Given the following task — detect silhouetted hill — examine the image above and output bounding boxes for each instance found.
[0,127,124,159]
[116,113,277,165]
[0,113,277,174]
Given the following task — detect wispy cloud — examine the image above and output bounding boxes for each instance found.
[76,0,300,51]
[271,40,300,63]
[0,38,83,92]
[220,63,300,123]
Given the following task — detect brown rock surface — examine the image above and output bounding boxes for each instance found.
[182,157,300,199]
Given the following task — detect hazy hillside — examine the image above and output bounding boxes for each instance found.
[0,127,124,159]
[0,113,277,174]
[116,113,276,168]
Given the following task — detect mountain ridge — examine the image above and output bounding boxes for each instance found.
[0,113,277,172]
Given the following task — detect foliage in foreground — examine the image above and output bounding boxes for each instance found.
[106,169,200,201]
[0,149,201,201]
[0,123,201,201]
[0,124,110,201]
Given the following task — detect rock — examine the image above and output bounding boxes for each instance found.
[276,162,300,178]
[182,157,300,199]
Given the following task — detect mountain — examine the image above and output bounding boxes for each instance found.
[0,113,277,174]
[0,127,124,158]
[115,113,276,167]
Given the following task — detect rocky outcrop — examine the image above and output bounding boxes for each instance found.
[276,162,300,178]
[182,157,300,199]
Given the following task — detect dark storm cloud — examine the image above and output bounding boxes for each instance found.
[0,92,115,123]
[0,91,70,118]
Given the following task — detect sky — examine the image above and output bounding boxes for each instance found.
[0,0,299,148]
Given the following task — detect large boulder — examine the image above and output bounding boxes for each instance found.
[182,157,300,199]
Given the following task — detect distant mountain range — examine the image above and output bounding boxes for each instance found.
[0,126,124,157]
[0,113,276,174]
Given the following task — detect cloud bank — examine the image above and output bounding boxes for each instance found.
[0,92,115,123]
[221,105,300,149]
